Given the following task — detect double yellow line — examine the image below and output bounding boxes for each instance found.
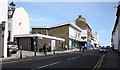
[93,54,105,70]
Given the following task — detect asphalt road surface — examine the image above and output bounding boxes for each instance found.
[1,49,119,70]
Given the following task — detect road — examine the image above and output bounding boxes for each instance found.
[1,49,119,70]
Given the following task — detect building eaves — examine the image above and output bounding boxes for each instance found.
[31,22,82,32]
[14,34,65,41]
[112,5,120,35]
[31,26,49,29]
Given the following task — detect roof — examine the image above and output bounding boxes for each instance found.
[112,5,120,35]
[14,34,65,41]
[76,15,92,30]
[32,22,82,32]
[32,26,49,29]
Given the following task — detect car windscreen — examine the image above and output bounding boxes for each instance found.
[101,47,106,49]
[8,42,17,45]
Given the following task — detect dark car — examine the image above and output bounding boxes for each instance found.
[106,46,111,51]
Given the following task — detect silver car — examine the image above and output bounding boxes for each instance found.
[7,41,18,54]
[99,47,107,53]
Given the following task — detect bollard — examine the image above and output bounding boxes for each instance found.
[34,45,36,57]
[45,49,47,56]
[20,46,22,59]
[53,50,55,55]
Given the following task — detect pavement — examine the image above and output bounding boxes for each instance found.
[0,48,80,63]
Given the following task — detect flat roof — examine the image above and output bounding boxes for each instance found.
[32,22,82,32]
[14,34,65,41]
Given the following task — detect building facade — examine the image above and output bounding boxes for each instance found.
[32,22,82,50]
[92,32,99,48]
[75,15,93,48]
[14,34,65,52]
[112,2,120,52]
[9,7,30,41]
[0,0,8,58]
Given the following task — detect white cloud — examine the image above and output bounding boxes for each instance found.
[30,17,48,22]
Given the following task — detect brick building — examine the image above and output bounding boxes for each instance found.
[75,15,93,48]
[32,22,82,50]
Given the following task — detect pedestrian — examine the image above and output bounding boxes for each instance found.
[64,45,67,50]
[43,44,47,55]
[82,45,84,52]
[79,45,81,51]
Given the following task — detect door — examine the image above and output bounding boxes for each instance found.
[51,40,56,51]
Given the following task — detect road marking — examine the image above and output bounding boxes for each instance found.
[93,54,105,70]
[31,61,60,70]
[67,56,79,61]
[67,58,72,60]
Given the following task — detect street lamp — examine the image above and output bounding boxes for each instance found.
[8,2,16,18]
[0,21,6,58]
[1,21,5,31]
[8,2,16,41]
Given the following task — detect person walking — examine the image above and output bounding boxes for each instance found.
[43,44,47,55]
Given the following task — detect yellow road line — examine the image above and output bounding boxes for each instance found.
[93,54,105,70]
[96,55,105,70]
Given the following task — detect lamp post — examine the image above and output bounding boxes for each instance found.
[8,2,16,41]
[33,36,38,57]
[0,21,6,58]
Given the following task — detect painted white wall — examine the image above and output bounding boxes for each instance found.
[69,26,81,41]
[118,16,120,51]
[80,30,87,42]
[0,0,8,58]
[113,25,118,50]
[93,32,99,47]
[51,40,56,51]
[12,7,30,36]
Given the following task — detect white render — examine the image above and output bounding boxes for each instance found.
[12,7,30,37]
[118,16,120,51]
[0,0,8,58]
[80,30,87,42]
[93,32,99,47]
[14,34,65,41]
[113,24,118,50]
[69,25,81,48]
[69,26,81,41]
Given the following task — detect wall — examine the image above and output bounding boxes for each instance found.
[113,25,118,50]
[32,28,48,35]
[12,7,30,36]
[48,25,69,47]
[69,26,81,49]
[69,26,81,40]
[118,16,120,51]
[0,0,8,58]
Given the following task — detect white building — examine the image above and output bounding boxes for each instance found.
[32,22,82,50]
[0,0,8,58]
[93,32,99,48]
[9,7,30,41]
[112,1,120,52]
[68,22,82,49]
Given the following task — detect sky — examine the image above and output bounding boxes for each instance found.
[14,2,118,46]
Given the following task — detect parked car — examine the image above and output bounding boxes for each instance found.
[7,41,18,54]
[106,46,111,51]
[99,46,107,53]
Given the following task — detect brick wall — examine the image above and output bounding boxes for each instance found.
[48,25,69,47]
